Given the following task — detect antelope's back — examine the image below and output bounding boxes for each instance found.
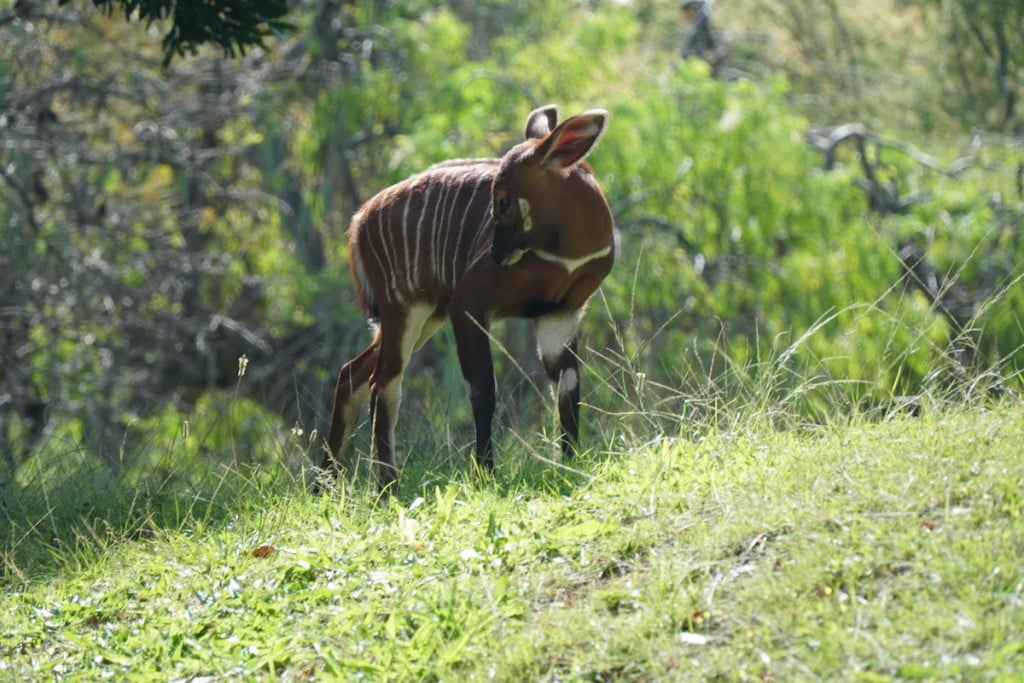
[348,159,499,318]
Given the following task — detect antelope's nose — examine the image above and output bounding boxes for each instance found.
[491,234,527,266]
[496,248,526,266]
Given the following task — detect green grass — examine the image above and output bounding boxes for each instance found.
[2,401,1023,681]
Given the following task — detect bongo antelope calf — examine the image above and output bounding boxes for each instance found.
[322,105,615,491]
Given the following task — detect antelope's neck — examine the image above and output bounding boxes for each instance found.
[532,244,612,275]
[532,169,615,275]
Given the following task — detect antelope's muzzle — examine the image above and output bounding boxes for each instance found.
[490,231,523,266]
[491,243,527,267]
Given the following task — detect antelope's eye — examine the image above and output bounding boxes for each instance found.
[495,195,511,214]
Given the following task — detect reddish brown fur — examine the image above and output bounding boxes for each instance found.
[320,105,615,493]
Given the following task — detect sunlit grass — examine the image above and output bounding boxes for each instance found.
[2,398,1022,680]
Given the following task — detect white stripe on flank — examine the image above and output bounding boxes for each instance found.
[364,230,385,275]
[351,246,368,295]
[401,189,415,294]
[438,172,463,288]
[377,209,405,305]
[453,177,483,281]
[374,210,393,291]
[412,183,432,294]
[430,175,450,290]
[437,179,452,289]
[392,240,407,303]
[430,175,449,289]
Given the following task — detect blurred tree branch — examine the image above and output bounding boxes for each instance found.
[806,121,1020,382]
[53,0,295,65]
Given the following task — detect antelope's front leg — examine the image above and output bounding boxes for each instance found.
[451,308,497,470]
[535,313,583,457]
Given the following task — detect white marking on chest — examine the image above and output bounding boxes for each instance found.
[533,244,612,274]
[535,311,583,365]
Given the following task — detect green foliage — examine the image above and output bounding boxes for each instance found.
[592,63,970,417]
[871,140,1024,381]
[896,0,1022,129]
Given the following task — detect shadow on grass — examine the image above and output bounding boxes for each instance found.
[0,427,312,587]
[0,402,604,587]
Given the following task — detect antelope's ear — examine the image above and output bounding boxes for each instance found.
[524,104,559,139]
[537,110,608,170]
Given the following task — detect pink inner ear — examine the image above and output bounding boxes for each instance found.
[552,136,594,166]
[540,112,602,168]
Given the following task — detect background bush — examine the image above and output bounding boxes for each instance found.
[1,0,1021,498]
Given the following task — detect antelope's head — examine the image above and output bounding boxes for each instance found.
[490,105,609,267]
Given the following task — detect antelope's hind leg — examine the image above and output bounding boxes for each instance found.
[320,338,379,485]
[368,304,435,492]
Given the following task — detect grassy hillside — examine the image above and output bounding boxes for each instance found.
[3,402,1022,680]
